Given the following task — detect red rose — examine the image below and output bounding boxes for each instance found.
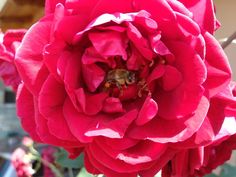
[0,29,26,91]
[15,0,234,176]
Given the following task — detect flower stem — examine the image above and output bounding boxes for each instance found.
[68,167,74,177]
[221,31,236,49]
[40,158,63,177]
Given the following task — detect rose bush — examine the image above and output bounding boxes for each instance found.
[0,29,26,91]
[15,0,235,176]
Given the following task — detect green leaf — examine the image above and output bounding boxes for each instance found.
[220,164,236,177]
[55,149,84,169]
[76,167,97,177]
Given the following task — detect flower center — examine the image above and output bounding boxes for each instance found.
[103,68,150,98]
[104,69,136,89]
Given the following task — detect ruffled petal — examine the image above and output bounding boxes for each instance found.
[178,0,217,33]
[203,32,232,98]
[15,17,52,95]
[38,75,77,141]
[16,84,42,142]
[157,41,206,119]
[128,96,209,143]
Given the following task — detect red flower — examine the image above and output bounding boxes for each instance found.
[15,0,234,176]
[11,148,34,177]
[0,29,26,91]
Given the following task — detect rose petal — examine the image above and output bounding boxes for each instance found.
[87,141,154,173]
[82,64,105,92]
[89,0,134,21]
[166,0,193,18]
[128,96,209,143]
[178,0,216,33]
[15,18,51,95]
[135,96,158,126]
[162,65,183,91]
[75,88,108,115]
[82,47,116,68]
[175,12,200,37]
[85,110,137,138]
[203,32,232,98]
[89,31,128,59]
[96,139,167,165]
[45,0,66,14]
[34,97,79,147]
[73,11,147,44]
[84,152,101,175]
[38,75,77,141]
[3,29,26,48]
[85,150,137,177]
[57,49,82,89]
[16,84,42,142]
[43,40,65,82]
[103,137,139,151]
[64,97,137,142]
[103,97,125,113]
[127,22,153,60]
[147,64,165,84]
[156,41,206,119]
[139,149,176,177]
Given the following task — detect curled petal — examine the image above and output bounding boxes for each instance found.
[135,96,158,126]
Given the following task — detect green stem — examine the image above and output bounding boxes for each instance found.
[221,31,236,49]
[68,167,74,177]
[40,158,64,177]
[33,160,41,174]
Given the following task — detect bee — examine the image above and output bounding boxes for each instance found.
[104,69,136,91]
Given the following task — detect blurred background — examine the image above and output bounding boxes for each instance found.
[215,0,236,80]
[0,0,235,176]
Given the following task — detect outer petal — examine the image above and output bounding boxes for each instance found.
[140,149,176,177]
[34,98,79,147]
[203,32,232,98]
[15,18,52,95]
[38,75,77,141]
[16,84,42,142]
[87,141,155,173]
[178,0,217,33]
[95,139,167,165]
[85,150,137,177]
